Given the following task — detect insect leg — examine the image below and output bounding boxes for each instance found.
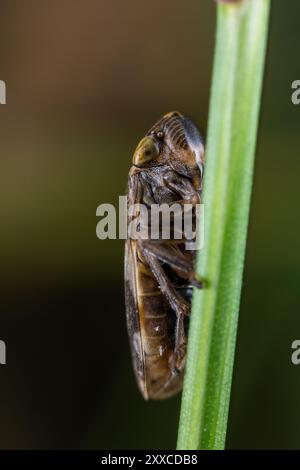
[142,241,203,288]
[156,314,186,398]
[138,241,190,317]
[163,170,200,205]
[173,313,186,372]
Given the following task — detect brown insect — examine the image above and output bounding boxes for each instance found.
[125,111,204,399]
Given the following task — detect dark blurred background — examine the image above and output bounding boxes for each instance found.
[0,0,299,450]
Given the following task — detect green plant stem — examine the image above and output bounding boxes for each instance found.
[177,0,270,450]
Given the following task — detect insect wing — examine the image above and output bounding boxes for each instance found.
[124,239,146,397]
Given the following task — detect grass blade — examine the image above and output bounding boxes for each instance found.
[177,0,271,450]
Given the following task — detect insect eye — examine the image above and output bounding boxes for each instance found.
[133,136,159,167]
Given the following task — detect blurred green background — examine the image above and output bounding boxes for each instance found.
[0,0,299,449]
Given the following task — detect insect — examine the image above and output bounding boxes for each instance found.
[125,111,204,399]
